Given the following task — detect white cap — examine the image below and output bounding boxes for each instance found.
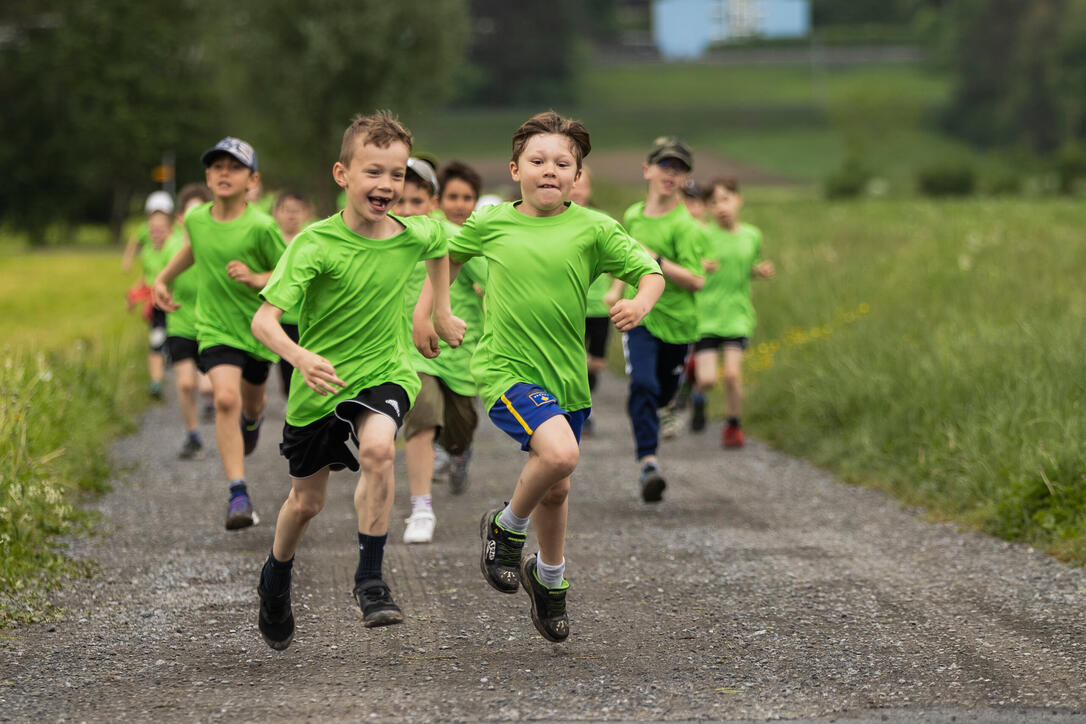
[145,190,174,215]
[406,157,439,194]
[475,193,503,209]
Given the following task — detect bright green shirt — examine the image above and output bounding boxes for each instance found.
[163,231,198,340]
[449,201,660,412]
[261,213,448,426]
[697,221,763,339]
[623,201,705,344]
[139,225,183,286]
[185,202,285,360]
[585,274,613,318]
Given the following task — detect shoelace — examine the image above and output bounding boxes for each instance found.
[359,584,393,608]
[494,528,525,567]
[545,588,567,617]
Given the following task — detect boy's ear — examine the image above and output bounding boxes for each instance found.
[247,171,261,190]
[508,160,520,183]
[574,168,583,183]
[641,162,651,181]
[332,161,349,189]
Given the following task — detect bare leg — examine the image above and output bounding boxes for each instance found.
[272,468,330,561]
[354,412,399,536]
[208,365,245,481]
[405,428,436,499]
[510,416,579,564]
[723,347,744,419]
[174,359,199,432]
[693,349,719,395]
[148,351,165,384]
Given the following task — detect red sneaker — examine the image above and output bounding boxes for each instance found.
[722,425,744,448]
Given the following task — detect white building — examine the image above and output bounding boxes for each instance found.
[653,0,810,59]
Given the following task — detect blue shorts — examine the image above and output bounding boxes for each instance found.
[488,382,590,452]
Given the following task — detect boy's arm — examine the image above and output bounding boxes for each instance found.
[653,252,704,291]
[152,242,195,312]
[603,276,626,308]
[252,302,345,396]
[610,273,664,331]
[413,259,464,357]
[425,255,466,348]
[121,236,140,272]
[226,260,273,290]
[753,260,775,279]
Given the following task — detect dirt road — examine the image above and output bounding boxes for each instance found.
[2,374,1085,722]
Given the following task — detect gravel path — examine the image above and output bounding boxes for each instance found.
[2,373,1085,722]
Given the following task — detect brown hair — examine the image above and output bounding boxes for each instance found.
[510,111,591,169]
[177,182,212,212]
[274,189,310,211]
[702,176,740,201]
[438,160,483,199]
[338,110,413,166]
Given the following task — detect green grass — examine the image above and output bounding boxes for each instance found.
[737,197,1086,559]
[0,251,147,625]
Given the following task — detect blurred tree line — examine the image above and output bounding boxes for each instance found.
[0,0,469,244]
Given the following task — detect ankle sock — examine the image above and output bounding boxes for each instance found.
[411,495,432,514]
[229,479,247,500]
[536,556,565,589]
[355,532,387,585]
[727,417,740,428]
[497,505,529,533]
[261,551,294,595]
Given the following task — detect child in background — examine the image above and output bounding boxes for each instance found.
[415,111,663,642]
[251,111,462,648]
[271,190,314,394]
[121,190,175,273]
[681,179,706,224]
[153,137,285,530]
[691,178,774,447]
[436,161,482,227]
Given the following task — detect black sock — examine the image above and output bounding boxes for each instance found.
[727,417,740,428]
[261,551,294,594]
[229,479,247,500]
[355,532,387,585]
[587,371,598,391]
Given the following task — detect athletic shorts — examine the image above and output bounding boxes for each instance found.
[197,344,271,385]
[279,383,409,479]
[149,308,167,352]
[585,316,611,359]
[402,373,478,455]
[488,382,589,452]
[694,335,749,353]
[166,336,199,363]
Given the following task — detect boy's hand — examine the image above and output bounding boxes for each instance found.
[413,316,441,358]
[609,298,651,332]
[702,259,720,273]
[754,261,775,279]
[295,350,345,396]
[226,260,259,289]
[152,281,179,312]
[433,312,466,349]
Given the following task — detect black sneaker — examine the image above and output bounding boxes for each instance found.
[520,554,570,643]
[640,462,666,503]
[691,400,707,432]
[241,415,262,456]
[178,435,204,460]
[257,581,294,650]
[479,508,526,594]
[353,579,404,628]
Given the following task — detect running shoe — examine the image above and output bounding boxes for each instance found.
[201,401,216,424]
[403,508,436,544]
[241,414,262,456]
[639,462,666,503]
[178,435,204,460]
[722,424,745,448]
[479,508,525,594]
[659,405,683,439]
[353,579,404,627]
[257,580,294,650]
[520,554,570,643]
[225,491,255,530]
[448,448,472,495]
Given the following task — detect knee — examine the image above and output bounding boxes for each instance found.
[214,389,240,413]
[723,369,742,388]
[539,443,579,480]
[358,440,396,473]
[177,377,196,396]
[540,479,570,507]
[289,489,325,521]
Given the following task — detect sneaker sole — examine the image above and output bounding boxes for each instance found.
[226,510,259,530]
[641,473,666,503]
[520,557,569,643]
[363,609,404,628]
[479,511,519,594]
[260,630,293,650]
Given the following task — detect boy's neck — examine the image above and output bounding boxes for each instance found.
[210,194,248,222]
[643,190,680,218]
[515,200,568,218]
[718,218,739,232]
[341,206,403,239]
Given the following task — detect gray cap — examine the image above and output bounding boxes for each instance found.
[406,157,439,194]
[201,136,258,172]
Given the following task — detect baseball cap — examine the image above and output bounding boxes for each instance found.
[647,136,693,171]
[144,190,174,215]
[406,157,439,194]
[201,136,258,172]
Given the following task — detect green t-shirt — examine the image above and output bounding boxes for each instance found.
[163,231,198,340]
[139,225,183,286]
[697,221,763,339]
[622,201,705,344]
[185,202,285,360]
[585,274,613,318]
[449,201,660,412]
[261,213,448,426]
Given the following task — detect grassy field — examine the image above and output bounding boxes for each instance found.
[0,251,148,625]
[736,196,1086,559]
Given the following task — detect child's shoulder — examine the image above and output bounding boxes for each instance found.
[622,200,646,222]
[183,201,213,224]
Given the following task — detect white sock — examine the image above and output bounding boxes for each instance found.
[411,495,432,514]
[536,556,565,589]
[497,505,529,533]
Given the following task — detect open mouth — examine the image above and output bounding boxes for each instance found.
[538,183,560,191]
[368,194,392,213]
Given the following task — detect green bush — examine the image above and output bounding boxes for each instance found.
[916,163,976,197]
[1056,142,1086,194]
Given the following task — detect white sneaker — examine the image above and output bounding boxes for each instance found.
[403,508,436,544]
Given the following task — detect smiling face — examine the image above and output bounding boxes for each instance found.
[204,154,257,202]
[643,158,689,200]
[509,133,581,217]
[392,179,435,218]
[333,140,410,225]
[439,177,478,226]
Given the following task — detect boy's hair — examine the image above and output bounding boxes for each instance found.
[510,111,591,169]
[702,177,741,201]
[437,161,483,199]
[405,158,438,196]
[274,189,310,211]
[338,110,413,166]
[177,183,213,211]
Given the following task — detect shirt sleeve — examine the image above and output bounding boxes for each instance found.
[595,219,661,287]
[261,233,319,313]
[258,220,287,271]
[420,217,448,261]
[449,209,485,264]
[675,216,706,274]
[460,254,488,290]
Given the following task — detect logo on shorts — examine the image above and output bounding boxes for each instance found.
[386,399,400,416]
[529,391,556,407]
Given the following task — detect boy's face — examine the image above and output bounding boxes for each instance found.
[439,177,478,226]
[147,211,172,248]
[708,185,742,225]
[205,155,257,202]
[569,169,592,206]
[392,180,435,218]
[333,140,409,224]
[643,158,690,199]
[274,198,310,235]
[683,195,706,219]
[509,133,580,216]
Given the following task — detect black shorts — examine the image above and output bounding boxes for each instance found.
[585,316,611,359]
[694,335,750,353]
[166,336,199,363]
[197,344,271,385]
[279,383,409,479]
[149,308,167,352]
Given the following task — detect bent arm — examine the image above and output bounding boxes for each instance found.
[657,255,704,291]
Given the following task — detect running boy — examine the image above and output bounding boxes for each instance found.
[271,190,314,394]
[691,177,774,447]
[620,136,706,503]
[250,112,463,649]
[153,137,285,530]
[415,111,664,642]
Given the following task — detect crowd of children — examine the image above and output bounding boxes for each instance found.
[123,109,772,650]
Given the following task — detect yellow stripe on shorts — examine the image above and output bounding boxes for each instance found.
[501,393,534,435]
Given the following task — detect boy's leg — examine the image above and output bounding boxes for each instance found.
[624,326,661,463]
[174,358,204,459]
[272,468,330,562]
[402,374,442,543]
[148,351,165,394]
[208,364,245,481]
[438,384,478,495]
[691,348,718,433]
[722,346,745,448]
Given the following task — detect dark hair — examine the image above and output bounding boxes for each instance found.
[338,109,413,166]
[274,190,310,211]
[177,182,212,212]
[404,168,436,196]
[510,110,591,169]
[438,160,483,199]
[702,176,740,201]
